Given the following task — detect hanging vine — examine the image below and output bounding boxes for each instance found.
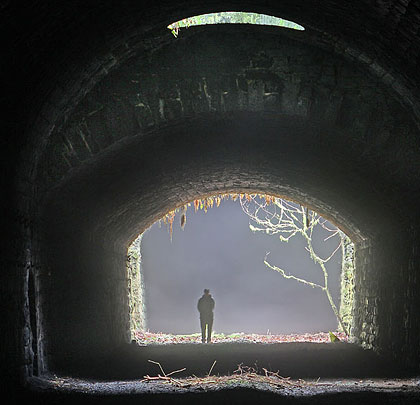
[160,193,273,239]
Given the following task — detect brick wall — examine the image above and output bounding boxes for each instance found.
[3,1,420,389]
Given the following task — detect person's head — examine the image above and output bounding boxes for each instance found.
[204,288,210,295]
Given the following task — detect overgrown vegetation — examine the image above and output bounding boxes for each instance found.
[168,11,304,37]
[339,237,355,334]
[134,331,348,345]
[127,234,146,338]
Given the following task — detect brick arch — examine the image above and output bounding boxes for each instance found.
[38,110,400,376]
[4,1,420,391]
[38,27,419,199]
[18,3,420,195]
[33,26,420,377]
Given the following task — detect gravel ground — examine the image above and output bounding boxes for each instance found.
[21,341,420,404]
[25,374,420,404]
[31,374,420,396]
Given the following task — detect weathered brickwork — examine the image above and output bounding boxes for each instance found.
[37,28,420,196]
[29,30,420,375]
[3,2,420,401]
[352,240,378,349]
[350,222,420,373]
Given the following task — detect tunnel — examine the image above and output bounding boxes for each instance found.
[2,2,420,404]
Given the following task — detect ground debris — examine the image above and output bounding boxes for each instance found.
[29,374,420,398]
[134,331,349,346]
[141,360,318,391]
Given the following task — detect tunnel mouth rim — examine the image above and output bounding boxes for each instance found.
[124,190,364,247]
[127,193,356,343]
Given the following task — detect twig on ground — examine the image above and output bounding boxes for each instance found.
[148,360,166,376]
[141,360,186,386]
[166,368,187,377]
[208,360,217,376]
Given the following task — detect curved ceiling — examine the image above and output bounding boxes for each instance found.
[3,1,420,194]
[42,112,391,249]
[37,26,418,250]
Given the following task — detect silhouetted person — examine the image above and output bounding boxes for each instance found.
[197,289,215,343]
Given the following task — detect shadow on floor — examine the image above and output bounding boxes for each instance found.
[51,342,412,380]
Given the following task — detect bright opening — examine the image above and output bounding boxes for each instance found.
[168,12,305,37]
[127,194,354,345]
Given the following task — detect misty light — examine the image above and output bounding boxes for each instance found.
[127,194,354,345]
[168,12,305,37]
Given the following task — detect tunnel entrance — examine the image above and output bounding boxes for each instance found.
[127,194,355,345]
[38,109,384,380]
[6,2,420,401]
[33,20,419,377]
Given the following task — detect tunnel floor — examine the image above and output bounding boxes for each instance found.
[26,374,420,404]
[22,343,420,404]
[51,342,416,380]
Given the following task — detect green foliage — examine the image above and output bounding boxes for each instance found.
[329,331,340,342]
[338,236,355,334]
[127,234,146,338]
[168,11,304,37]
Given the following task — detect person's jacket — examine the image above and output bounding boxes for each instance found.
[197,294,215,318]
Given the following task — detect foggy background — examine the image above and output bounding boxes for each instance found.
[141,199,342,335]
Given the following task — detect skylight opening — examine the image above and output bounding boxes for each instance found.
[168,11,305,37]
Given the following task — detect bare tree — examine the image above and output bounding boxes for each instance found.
[240,195,349,336]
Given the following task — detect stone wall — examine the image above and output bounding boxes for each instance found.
[29,28,420,375]
[38,229,131,374]
[127,234,146,338]
[3,1,420,393]
[352,239,377,349]
[351,221,420,373]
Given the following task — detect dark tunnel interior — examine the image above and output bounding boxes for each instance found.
[2,2,420,404]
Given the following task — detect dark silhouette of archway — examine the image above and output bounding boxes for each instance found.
[3,2,420,403]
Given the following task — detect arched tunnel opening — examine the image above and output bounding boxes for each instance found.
[29,21,420,382]
[4,3,420,402]
[36,105,406,380]
[128,193,355,344]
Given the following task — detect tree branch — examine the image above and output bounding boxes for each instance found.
[264,256,324,290]
[240,195,351,337]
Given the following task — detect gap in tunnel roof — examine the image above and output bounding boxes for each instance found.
[168,11,305,37]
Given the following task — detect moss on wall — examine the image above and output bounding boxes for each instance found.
[127,234,146,338]
[339,235,355,336]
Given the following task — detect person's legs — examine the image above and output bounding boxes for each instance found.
[200,317,206,343]
[207,318,213,343]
